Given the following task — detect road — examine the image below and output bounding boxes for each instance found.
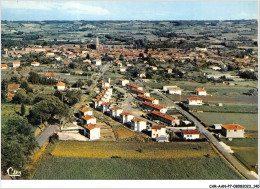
[146,86,258,180]
[114,86,157,126]
[36,124,59,147]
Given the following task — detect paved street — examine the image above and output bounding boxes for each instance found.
[147,86,258,180]
[36,124,59,147]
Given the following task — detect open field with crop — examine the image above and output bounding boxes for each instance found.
[33,156,243,180]
[193,112,258,131]
[51,141,217,159]
[220,138,258,169]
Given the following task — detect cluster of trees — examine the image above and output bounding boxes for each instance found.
[28,72,58,85]
[54,89,82,106]
[239,70,257,80]
[1,117,37,176]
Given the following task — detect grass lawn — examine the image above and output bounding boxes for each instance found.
[193,112,258,131]
[33,156,242,180]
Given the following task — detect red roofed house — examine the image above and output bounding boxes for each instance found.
[79,107,93,116]
[196,88,207,96]
[81,115,96,125]
[151,111,180,126]
[119,79,129,86]
[120,112,135,125]
[46,52,55,57]
[101,102,111,113]
[130,88,150,97]
[101,81,110,88]
[110,107,123,119]
[168,87,182,95]
[12,61,20,68]
[56,82,66,90]
[8,84,20,92]
[221,124,245,138]
[181,129,200,140]
[137,94,159,105]
[6,92,15,100]
[45,72,56,77]
[187,97,203,105]
[92,99,103,110]
[83,124,100,140]
[31,62,40,67]
[131,118,147,132]
[151,125,167,138]
[142,101,167,114]
[1,64,7,69]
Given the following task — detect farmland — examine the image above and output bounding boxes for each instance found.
[33,141,243,180]
[193,112,258,131]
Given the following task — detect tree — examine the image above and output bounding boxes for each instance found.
[21,104,25,116]
[1,117,37,173]
[12,89,27,104]
[28,72,40,84]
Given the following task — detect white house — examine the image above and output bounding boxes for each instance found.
[1,64,7,69]
[46,52,55,57]
[196,88,207,96]
[119,79,129,86]
[93,59,102,66]
[83,124,100,140]
[138,71,146,78]
[31,62,40,67]
[221,124,245,138]
[150,66,157,71]
[151,125,167,138]
[79,107,93,116]
[101,82,110,88]
[213,124,222,130]
[187,97,203,105]
[101,102,111,113]
[120,112,135,125]
[163,86,177,92]
[81,115,96,125]
[131,118,147,132]
[12,61,20,68]
[110,107,123,119]
[101,87,113,96]
[56,82,66,91]
[120,67,126,73]
[181,129,200,140]
[168,87,182,95]
[92,99,103,110]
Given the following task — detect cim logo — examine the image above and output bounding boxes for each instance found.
[7,167,21,179]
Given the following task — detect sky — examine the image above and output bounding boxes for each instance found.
[1,1,258,21]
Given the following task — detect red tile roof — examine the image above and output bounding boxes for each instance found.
[131,118,144,122]
[92,99,102,102]
[79,107,92,113]
[168,87,181,91]
[142,101,164,110]
[182,129,200,135]
[126,83,139,89]
[120,112,133,116]
[151,111,176,121]
[137,94,155,102]
[45,72,56,77]
[110,107,122,111]
[101,102,110,106]
[222,124,244,130]
[1,64,7,68]
[131,88,145,94]
[83,124,100,130]
[187,97,202,101]
[152,125,166,130]
[196,88,206,92]
[8,84,20,91]
[57,82,65,86]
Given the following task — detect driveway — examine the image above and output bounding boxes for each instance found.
[36,124,59,147]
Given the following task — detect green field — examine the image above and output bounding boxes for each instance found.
[193,112,258,131]
[33,156,243,180]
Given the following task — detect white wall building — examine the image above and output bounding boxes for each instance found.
[131,118,147,132]
[221,124,245,138]
[120,112,135,125]
[56,82,66,91]
[83,124,100,140]
[119,79,130,86]
[151,125,167,138]
[79,107,93,116]
[181,129,200,140]
[81,115,96,125]
[187,97,203,105]
[196,88,207,96]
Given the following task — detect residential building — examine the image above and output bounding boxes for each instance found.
[131,118,147,132]
[79,107,93,116]
[1,64,7,69]
[181,129,200,140]
[151,125,167,138]
[119,79,129,86]
[187,97,203,105]
[163,86,177,92]
[101,81,110,88]
[92,99,103,110]
[81,115,96,125]
[168,87,182,95]
[101,102,111,113]
[120,67,126,73]
[221,124,245,138]
[130,88,150,97]
[196,88,207,96]
[12,61,20,68]
[56,82,66,90]
[7,84,20,92]
[151,111,180,126]
[45,72,56,77]
[137,94,159,105]
[83,124,100,140]
[142,101,167,113]
[120,112,135,125]
[31,62,40,66]
[110,107,123,119]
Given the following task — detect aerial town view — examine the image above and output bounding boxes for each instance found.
[1,1,259,188]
